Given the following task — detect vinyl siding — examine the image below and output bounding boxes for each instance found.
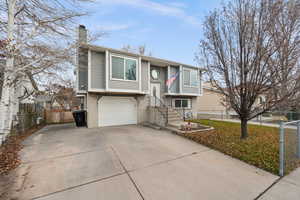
[141,61,149,92]
[90,51,105,89]
[78,48,88,91]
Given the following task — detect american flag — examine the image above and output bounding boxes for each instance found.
[166,72,179,87]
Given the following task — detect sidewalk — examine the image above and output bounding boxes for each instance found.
[259,167,300,199]
[211,118,296,129]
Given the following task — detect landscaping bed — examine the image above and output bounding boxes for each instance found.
[0,125,44,175]
[185,119,280,174]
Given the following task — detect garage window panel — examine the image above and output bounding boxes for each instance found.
[111,55,137,81]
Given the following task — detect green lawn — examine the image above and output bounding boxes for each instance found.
[186,119,280,174]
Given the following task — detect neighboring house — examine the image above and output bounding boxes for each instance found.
[196,82,228,112]
[76,25,204,128]
[35,94,52,110]
[196,82,268,119]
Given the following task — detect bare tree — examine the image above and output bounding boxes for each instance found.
[197,0,300,139]
[121,44,152,56]
[270,0,300,111]
[0,0,96,140]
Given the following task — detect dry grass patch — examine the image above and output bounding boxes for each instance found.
[185,119,279,174]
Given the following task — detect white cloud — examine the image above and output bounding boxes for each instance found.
[96,0,200,26]
[96,22,133,31]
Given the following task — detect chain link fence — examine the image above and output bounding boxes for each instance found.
[196,110,300,125]
[196,110,300,176]
[279,121,300,176]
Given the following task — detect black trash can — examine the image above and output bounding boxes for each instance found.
[72,110,87,127]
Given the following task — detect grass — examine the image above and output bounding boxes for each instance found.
[185,119,280,174]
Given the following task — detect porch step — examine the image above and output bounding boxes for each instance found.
[142,122,162,130]
[168,121,199,129]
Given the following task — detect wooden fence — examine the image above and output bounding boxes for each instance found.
[45,110,74,124]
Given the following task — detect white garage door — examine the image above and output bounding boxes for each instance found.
[98,96,137,127]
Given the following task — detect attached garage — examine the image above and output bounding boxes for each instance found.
[98,96,137,127]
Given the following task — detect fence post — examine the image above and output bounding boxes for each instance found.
[279,121,285,176]
[297,122,300,159]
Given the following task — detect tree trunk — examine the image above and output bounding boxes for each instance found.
[0,0,16,142]
[241,118,248,139]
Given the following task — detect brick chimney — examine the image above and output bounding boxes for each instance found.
[78,25,87,44]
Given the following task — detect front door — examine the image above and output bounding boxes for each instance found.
[150,83,161,106]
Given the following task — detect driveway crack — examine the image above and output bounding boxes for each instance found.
[110,146,145,200]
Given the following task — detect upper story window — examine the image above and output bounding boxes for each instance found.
[183,68,199,87]
[111,55,137,81]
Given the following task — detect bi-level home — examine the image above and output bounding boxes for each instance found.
[76,25,204,128]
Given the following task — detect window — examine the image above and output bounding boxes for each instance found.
[183,68,198,87]
[111,55,137,81]
[183,70,190,86]
[174,99,190,108]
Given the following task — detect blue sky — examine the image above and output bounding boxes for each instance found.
[79,0,224,66]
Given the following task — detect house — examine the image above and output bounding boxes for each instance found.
[196,82,228,112]
[196,82,270,119]
[76,25,204,128]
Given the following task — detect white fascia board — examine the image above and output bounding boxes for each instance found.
[179,65,183,93]
[148,61,151,93]
[88,49,92,91]
[139,57,142,92]
[105,50,109,90]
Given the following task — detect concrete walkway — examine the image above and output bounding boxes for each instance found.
[259,167,300,200]
[211,118,297,129]
[6,124,280,200]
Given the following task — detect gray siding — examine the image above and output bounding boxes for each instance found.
[182,66,200,95]
[141,61,149,92]
[90,51,105,89]
[108,52,140,91]
[182,86,200,94]
[169,66,179,93]
[78,48,88,91]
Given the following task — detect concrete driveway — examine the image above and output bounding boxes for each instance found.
[8,124,278,200]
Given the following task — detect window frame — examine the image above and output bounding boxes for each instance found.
[110,54,138,82]
[172,98,191,109]
[183,68,199,88]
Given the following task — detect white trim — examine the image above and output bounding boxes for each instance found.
[179,65,183,93]
[88,88,146,94]
[88,49,92,91]
[76,94,86,97]
[110,53,138,82]
[164,92,201,97]
[108,88,141,93]
[88,89,106,92]
[199,70,203,96]
[139,57,142,92]
[167,65,170,93]
[105,50,109,90]
[183,67,199,88]
[77,90,87,94]
[147,61,151,93]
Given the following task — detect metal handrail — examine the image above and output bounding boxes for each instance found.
[282,120,300,125]
[152,96,185,121]
[152,96,168,124]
